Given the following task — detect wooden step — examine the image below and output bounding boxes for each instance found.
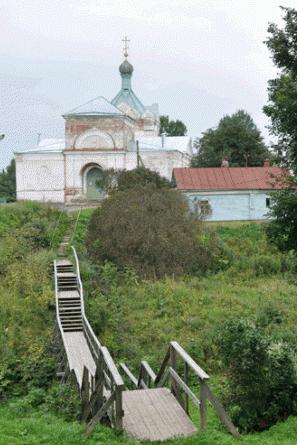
[122,388,197,442]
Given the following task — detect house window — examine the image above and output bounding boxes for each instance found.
[193,198,211,218]
[266,197,271,208]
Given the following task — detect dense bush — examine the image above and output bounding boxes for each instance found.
[266,188,297,252]
[217,319,297,432]
[98,167,171,194]
[86,185,216,278]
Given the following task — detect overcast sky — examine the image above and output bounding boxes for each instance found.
[0,0,296,168]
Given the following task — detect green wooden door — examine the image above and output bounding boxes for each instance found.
[86,168,103,200]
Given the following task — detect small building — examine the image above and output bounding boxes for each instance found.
[173,161,286,221]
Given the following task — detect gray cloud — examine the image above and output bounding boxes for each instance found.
[0,0,295,168]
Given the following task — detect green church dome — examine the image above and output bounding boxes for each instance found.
[119,59,134,75]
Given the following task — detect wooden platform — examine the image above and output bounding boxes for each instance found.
[122,388,197,442]
[63,331,96,386]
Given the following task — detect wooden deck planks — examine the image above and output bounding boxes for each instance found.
[122,388,197,442]
[63,331,96,386]
[58,290,80,300]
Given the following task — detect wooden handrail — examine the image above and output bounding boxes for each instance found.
[71,246,102,356]
[101,346,125,389]
[168,367,200,408]
[170,341,209,380]
[120,363,138,387]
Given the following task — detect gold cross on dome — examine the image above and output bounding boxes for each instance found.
[122,36,130,58]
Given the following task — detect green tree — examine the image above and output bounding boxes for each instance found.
[0,159,16,202]
[263,8,297,251]
[192,110,270,167]
[159,115,187,136]
[263,7,297,172]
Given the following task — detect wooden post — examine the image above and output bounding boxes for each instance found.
[170,346,184,408]
[115,387,123,430]
[170,345,176,396]
[184,362,189,415]
[97,354,104,410]
[81,367,90,420]
[199,380,207,431]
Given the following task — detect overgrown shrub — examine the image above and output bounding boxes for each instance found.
[97,167,171,194]
[217,319,297,432]
[86,185,214,278]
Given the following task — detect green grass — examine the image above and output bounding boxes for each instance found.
[0,402,297,445]
[0,207,296,444]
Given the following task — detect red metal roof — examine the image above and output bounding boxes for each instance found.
[173,167,287,191]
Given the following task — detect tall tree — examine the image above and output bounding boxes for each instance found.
[263,7,297,251]
[192,110,270,167]
[0,159,16,202]
[159,115,187,136]
[263,7,297,173]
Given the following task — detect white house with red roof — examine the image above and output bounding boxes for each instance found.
[173,161,287,221]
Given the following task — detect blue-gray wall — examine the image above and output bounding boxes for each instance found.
[185,190,271,221]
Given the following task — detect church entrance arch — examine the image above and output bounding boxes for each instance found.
[83,165,103,200]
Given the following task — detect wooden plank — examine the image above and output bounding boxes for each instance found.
[81,367,90,420]
[101,346,124,388]
[141,360,156,383]
[200,381,207,431]
[171,341,209,380]
[122,388,197,442]
[115,387,124,430]
[184,362,189,414]
[168,367,200,408]
[120,362,138,387]
[154,346,170,385]
[63,332,96,386]
[204,383,240,438]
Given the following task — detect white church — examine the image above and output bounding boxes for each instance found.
[15,41,192,204]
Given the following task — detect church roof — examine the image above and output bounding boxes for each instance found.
[134,136,192,155]
[63,96,125,117]
[112,88,146,115]
[15,138,65,154]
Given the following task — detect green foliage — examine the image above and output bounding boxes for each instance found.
[0,203,69,398]
[191,110,270,167]
[159,115,187,136]
[217,319,297,432]
[44,384,81,421]
[266,188,297,252]
[264,7,297,171]
[0,159,16,202]
[96,167,171,194]
[86,185,216,278]
[117,167,171,191]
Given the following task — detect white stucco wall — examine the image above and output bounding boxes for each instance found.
[15,148,191,204]
[15,152,65,203]
[63,149,189,203]
[185,190,271,221]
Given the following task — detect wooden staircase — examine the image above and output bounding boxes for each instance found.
[56,260,83,332]
[53,228,240,442]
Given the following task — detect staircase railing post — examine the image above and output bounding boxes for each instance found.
[184,362,189,415]
[199,380,207,431]
[115,387,123,430]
